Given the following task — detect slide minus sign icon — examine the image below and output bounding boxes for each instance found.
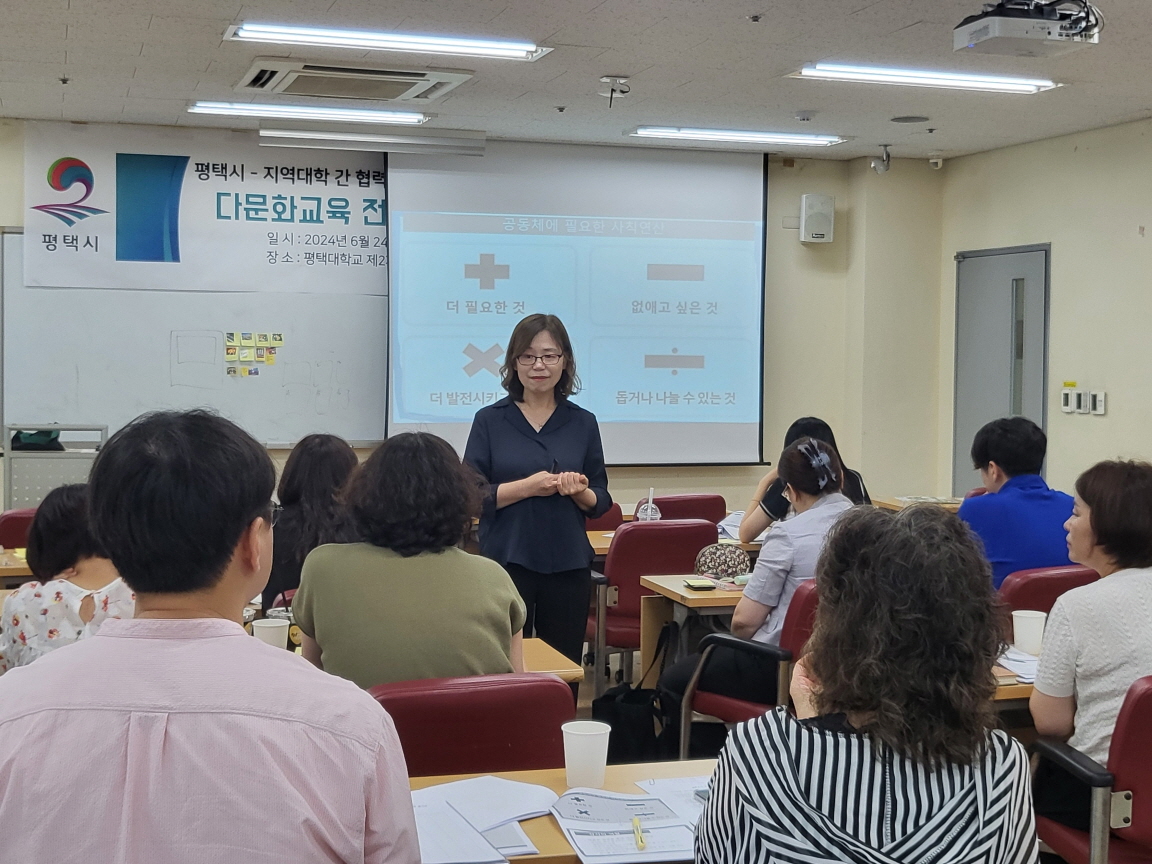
[645,353,704,370]
[647,264,705,281]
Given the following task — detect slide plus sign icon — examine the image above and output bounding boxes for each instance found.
[464,253,510,290]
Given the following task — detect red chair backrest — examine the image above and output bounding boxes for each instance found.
[635,494,727,524]
[272,589,297,609]
[0,508,37,550]
[368,673,574,777]
[999,566,1099,614]
[964,487,988,499]
[604,520,718,619]
[586,502,624,532]
[779,579,819,659]
[1108,675,1152,848]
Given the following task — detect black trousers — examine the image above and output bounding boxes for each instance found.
[1034,757,1092,832]
[657,646,779,757]
[506,564,591,665]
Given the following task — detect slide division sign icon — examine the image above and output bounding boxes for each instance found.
[32,157,109,227]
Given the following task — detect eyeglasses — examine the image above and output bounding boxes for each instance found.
[515,352,563,367]
[268,504,283,528]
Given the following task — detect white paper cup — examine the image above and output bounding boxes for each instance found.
[1012,610,1047,656]
[562,720,611,788]
[252,618,290,650]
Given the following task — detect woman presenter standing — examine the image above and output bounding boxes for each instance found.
[465,314,612,664]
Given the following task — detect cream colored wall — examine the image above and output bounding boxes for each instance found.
[846,158,944,498]
[938,117,1152,494]
[0,120,23,227]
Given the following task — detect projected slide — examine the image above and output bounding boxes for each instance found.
[388,142,765,464]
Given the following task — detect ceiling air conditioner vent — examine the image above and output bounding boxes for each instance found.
[236,58,471,102]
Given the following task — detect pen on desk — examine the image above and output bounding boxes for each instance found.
[632,816,646,851]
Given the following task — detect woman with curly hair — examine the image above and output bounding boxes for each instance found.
[696,505,1037,864]
[293,432,526,689]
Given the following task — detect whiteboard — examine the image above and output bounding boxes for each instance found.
[2,233,388,446]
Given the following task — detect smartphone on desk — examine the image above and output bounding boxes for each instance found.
[683,578,716,591]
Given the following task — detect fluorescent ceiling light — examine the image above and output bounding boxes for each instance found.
[258,127,485,156]
[188,101,428,125]
[795,63,1057,94]
[228,22,551,61]
[631,127,845,147]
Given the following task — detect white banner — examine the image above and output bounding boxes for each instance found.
[24,121,388,295]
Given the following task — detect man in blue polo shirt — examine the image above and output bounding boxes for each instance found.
[958,417,1074,589]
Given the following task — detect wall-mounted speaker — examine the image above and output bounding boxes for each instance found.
[800,193,834,243]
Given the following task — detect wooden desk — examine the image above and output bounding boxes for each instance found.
[639,575,743,687]
[524,638,584,683]
[0,549,32,588]
[410,759,716,864]
[993,666,1034,709]
[873,497,963,513]
[587,531,759,558]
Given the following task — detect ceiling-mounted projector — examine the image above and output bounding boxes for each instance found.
[954,1,1103,57]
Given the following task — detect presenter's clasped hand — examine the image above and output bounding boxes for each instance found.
[555,471,589,497]
[523,470,560,497]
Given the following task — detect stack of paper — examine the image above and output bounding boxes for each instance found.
[550,789,695,864]
[717,511,768,544]
[411,775,560,863]
[999,646,1039,683]
[633,776,712,828]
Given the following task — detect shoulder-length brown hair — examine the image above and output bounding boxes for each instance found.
[500,314,580,401]
[805,505,1002,766]
[345,432,482,557]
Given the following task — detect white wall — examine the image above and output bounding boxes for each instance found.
[938,117,1152,494]
[0,121,955,509]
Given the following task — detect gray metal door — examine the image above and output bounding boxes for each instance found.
[953,247,1049,496]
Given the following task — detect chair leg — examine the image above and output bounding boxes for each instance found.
[679,646,713,760]
[1088,785,1112,864]
[776,660,791,709]
[622,650,634,684]
[593,582,608,698]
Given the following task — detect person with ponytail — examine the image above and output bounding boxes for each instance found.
[658,437,855,754]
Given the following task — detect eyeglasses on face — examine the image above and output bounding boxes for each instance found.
[515,352,563,367]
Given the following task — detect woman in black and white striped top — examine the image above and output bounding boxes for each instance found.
[696,505,1038,864]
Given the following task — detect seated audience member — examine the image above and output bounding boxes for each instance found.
[659,438,853,749]
[1031,459,1152,831]
[0,410,418,863]
[738,416,869,543]
[958,416,1073,588]
[294,431,527,689]
[0,484,132,673]
[262,433,358,612]
[697,506,1037,864]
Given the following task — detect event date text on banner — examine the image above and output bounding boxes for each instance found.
[23,121,388,295]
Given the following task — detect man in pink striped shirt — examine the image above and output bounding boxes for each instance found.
[0,410,419,864]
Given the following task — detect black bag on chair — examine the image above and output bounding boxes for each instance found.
[590,625,671,763]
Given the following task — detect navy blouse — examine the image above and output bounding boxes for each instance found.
[464,397,612,573]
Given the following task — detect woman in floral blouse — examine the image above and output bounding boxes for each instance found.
[0,484,133,672]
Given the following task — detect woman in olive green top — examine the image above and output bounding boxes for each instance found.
[293,432,526,690]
